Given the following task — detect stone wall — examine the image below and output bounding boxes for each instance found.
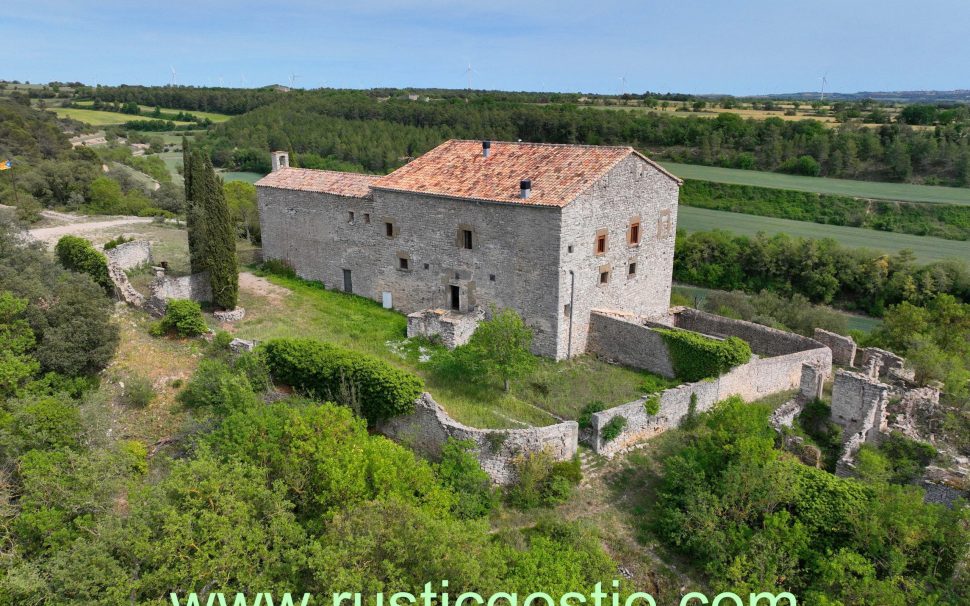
[831,370,890,447]
[860,347,906,379]
[407,307,483,349]
[376,393,578,484]
[585,311,675,378]
[587,310,831,456]
[146,271,211,315]
[104,239,152,270]
[813,328,857,367]
[107,261,145,308]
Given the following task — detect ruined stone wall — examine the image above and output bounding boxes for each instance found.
[674,308,820,357]
[813,328,857,367]
[376,393,578,484]
[831,370,890,446]
[557,155,680,358]
[406,308,483,349]
[585,311,676,378]
[146,271,211,315]
[103,239,152,270]
[860,348,906,379]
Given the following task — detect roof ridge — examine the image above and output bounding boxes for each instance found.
[446,138,634,151]
[274,166,381,180]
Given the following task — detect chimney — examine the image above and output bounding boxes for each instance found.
[271,150,289,172]
[482,140,491,158]
[520,179,532,199]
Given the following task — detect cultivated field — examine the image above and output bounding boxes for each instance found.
[662,162,970,205]
[677,206,970,263]
[49,106,195,126]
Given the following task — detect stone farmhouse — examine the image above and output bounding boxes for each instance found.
[256,139,682,359]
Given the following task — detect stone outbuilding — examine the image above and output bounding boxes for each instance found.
[256,140,682,359]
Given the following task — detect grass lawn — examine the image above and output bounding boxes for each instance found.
[677,205,970,264]
[219,171,264,183]
[662,162,970,205]
[228,270,666,429]
[66,101,231,124]
[49,107,195,127]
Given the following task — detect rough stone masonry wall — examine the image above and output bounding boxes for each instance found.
[813,328,857,367]
[406,308,484,349]
[103,239,152,270]
[557,154,680,359]
[585,311,676,378]
[831,369,890,447]
[376,393,578,484]
[145,271,212,316]
[588,310,831,456]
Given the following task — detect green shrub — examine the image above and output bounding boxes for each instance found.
[157,299,208,337]
[209,329,233,353]
[644,393,661,416]
[601,415,627,443]
[437,438,495,519]
[177,359,259,417]
[505,449,581,510]
[259,338,423,424]
[578,400,606,429]
[123,373,155,408]
[657,328,752,382]
[102,235,134,250]
[260,258,297,279]
[54,235,112,291]
[232,351,271,392]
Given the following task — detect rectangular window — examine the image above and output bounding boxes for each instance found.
[628,262,637,276]
[385,222,394,237]
[629,222,640,245]
[461,229,473,250]
[564,303,571,317]
[364,213,371,223]
[599,270,609,285]
[399,257,409,270]
[348,211,355,223]
[596,234,607,255]
[567,245,574,253]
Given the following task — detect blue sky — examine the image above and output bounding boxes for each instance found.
[2,0,968,95]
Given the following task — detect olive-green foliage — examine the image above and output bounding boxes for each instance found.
[702,289,849,337]
[682,179,970,241]
[54,235,111,292]
[206,401,454,526]
[454,307,537,392]
[657,328,752,381]
[260,337,423,424]
[600,415,627,442]
[0,292,40,397]
[156,299,208,337]
[675,229,970,315]
[795,398,844,471]
[122,373,155,408]
[578,400,606,429]
[875,431,938,484]
[0,392,81,456]
[644,393,661,416]
[101,235,133,250]
[653,396,969,602]
[1,221,119,377]
[184,144,238,309]
[177,359,259,417]
[505,449,581,510]
[437,438,495,519]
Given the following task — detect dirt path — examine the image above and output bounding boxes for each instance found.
[28,216,155,244]
[238,271,291,303]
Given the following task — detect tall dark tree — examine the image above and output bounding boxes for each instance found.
[182,137,205,274]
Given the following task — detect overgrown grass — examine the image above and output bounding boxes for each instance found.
[232,268,663,428]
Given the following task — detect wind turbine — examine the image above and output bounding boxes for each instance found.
[619,75,628,96]
[465,62,478,90]
[170,66,177,86]
[289,73,300,88]
[819,73,828,102]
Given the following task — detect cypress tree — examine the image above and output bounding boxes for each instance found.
[183,138,205,274]
[197,153,238,310]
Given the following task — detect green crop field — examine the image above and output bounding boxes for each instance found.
[65,102,231,124]
[219,171,264,183]
[661,161,970,206]
[49,107,195,126]
[677,206,970,263]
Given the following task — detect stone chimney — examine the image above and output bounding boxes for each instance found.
[271,151,290,172]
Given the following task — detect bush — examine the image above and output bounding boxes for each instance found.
[177,359,259,417]
[260,258,297,279]
[260,338,423,424]
[657,328,752,382]
[578,401,606,429]
[54,235,112,291]
[123,373,155,407]
[601,415,627,442]
[157,299,208,337]
[437,438,495,519]
[102,235,133,250]
[505,449,581,510]
[644,393,661,416]
[232,351,271,392]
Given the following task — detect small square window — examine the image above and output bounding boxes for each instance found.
[385,222,394,237]
[599,271,610,285]
[364,213,371,223]
[489,274,496,282]
[564,303,571,317]
[423,263,430,270]
[628,262,637,276]
[399,257,409,270]
[461,229,473,250]
[567,245,574,254]
[348,211,355,223]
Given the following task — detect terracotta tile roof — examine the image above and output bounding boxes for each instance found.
[371,139,680,207]
[255,168,379,198]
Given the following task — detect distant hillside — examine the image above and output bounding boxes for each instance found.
[760,90,970,103]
